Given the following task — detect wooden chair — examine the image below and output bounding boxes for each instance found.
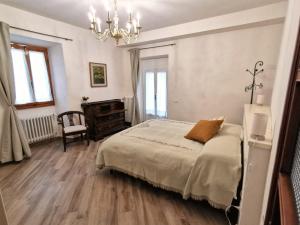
[57,111,89,152]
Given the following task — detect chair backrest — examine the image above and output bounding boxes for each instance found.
[57,111,85,128]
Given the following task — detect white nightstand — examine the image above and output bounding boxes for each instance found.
[238,104,273,225]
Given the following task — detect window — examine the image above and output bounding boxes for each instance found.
[145,71,167,119]
[142,57,168,120]
[11,43,54,109]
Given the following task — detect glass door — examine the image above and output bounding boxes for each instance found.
[145,70,167,120]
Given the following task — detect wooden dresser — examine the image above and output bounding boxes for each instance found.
[238,104,273,225]
[81,99,127,141]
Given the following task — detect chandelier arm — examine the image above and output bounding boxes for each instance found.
[95,29,110,41]
[107,22,114,37]
[119,29,129,43]
[120,29,138,44]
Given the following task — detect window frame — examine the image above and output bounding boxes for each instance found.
[265,25,300,225]
[11,43,55,110]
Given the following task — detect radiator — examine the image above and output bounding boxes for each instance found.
[20,114,57,144]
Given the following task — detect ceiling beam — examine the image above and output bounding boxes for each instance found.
[121,2,287,47]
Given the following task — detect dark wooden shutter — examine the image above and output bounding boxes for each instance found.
[266,25,300,225]
[290,130,300,221]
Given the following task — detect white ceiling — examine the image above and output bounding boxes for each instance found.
[0,0,284,31]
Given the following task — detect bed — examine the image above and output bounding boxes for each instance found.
[96,119,242,209]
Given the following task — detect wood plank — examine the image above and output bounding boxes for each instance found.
[0,191,8,225]
[0,140,227,225]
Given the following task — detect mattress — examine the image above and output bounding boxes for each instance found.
[96,119,242,209]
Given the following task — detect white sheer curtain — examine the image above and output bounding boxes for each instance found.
[11,48,53,105]
[11,48,34,104]
[145,72,155,116]
[156,71,167,118]
[29,51,52,102]
[140,57,168,121]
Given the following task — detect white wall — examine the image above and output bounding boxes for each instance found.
[48,43,68,114]
[0,3,132,118]
[126,24,283,124]
[260,0,300,223]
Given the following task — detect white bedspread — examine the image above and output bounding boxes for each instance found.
[96,119,242,209]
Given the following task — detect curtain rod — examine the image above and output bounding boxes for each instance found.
[129,43,176,51]
[9,26,73,41]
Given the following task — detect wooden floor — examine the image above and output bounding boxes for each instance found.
[0,140,228,225]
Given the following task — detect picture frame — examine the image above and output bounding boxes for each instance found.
[89,62,108,87]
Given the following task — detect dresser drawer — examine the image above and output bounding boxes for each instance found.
[96,120,124,132]
[96,112,125,123]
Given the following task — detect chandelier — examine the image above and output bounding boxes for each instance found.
[87,0,142,45]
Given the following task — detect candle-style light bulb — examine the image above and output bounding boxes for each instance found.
[128,12,132,22]
[88,12,93,22]
[104,0,111,21]
[90,6,96,17]
[104,0,110,10]
[127,5,133,14]
[136,13,141,27]
[107,11,111,21]
[132,19,137,33]
[126,22,131,33]
[114,15,119,27]
[96,17,101,32]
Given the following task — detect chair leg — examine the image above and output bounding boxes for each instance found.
[63,136,67,152]
[86,132,89,146]
[80,134,83,141]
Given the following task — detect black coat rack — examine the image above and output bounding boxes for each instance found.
[245,61,264,104]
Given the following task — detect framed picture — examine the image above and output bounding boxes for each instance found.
[89,62,108,87]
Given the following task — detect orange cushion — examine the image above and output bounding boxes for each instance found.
[185,120,224,144]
